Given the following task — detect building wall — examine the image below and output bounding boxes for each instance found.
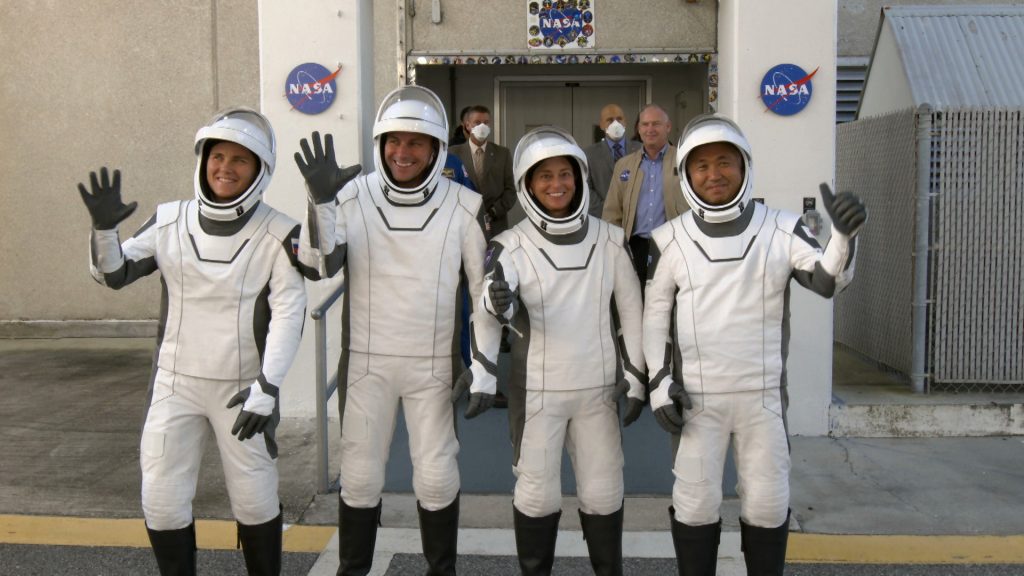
[0,0,259,322]
[857,18,915,118]
[719,0,838,435]
[375,0,717,106]
[409,0,716,52]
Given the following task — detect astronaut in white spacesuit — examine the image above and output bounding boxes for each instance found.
[80,108,307,575]
[480,126,645,576]
[294,85,500,576]
[643,114,867,576]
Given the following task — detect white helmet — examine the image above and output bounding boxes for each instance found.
[513,126,589,235]
[194,107,276,221]
[372,85,448,204]
[676,114,753,223]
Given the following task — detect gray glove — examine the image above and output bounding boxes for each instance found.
[450,369,494,419]
[653,382,692,435]
[77,167,137,230]
[613,378,644,427]
[294,131,362,204]
[227,381,280,459]
[488,279,514,315]
[819,183,867,237]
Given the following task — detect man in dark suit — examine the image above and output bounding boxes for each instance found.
[450,105,517,239]
[583,103,641,217]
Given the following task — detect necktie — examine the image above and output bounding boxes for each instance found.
[613,142,623,162]
[474,147,485,179]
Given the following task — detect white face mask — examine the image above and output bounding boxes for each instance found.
[471,123,491,142]
[605,120,626,141]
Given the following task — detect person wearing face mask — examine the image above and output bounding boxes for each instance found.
[480,126,646,576]
[450,105,518,240]
[583,104,641,218]
[79,108,307,575]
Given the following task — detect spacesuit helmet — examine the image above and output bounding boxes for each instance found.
[513,125,589,235]
[372,85,449,204]
[194,107,276,221]
[676,114,753,224]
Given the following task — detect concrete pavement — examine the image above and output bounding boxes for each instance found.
[1,336,1022,574]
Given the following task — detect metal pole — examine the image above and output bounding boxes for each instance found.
[315,312,329,493]
[397,0,407,85]
[311,281,346,494]
[911,104,932,394]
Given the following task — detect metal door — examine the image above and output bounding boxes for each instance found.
[498,79,647,150]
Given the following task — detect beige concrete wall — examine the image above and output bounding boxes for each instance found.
[409,0,716,52]
[0,0,259,322]
[375,0,716,108]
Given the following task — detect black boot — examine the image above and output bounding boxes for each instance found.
[418,496,459,576]
[578,507,624,576]
[337,498,382,576]
[668,507,720,576]
[513,506,561,576]
[146,522,197,576]
[238,511,282,575]
[740,511,790,576]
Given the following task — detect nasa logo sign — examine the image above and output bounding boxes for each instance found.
[528,1,595,50]
[760,64,818,116]
[285,63,340,115]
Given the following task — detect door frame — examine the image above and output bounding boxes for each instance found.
[493,75,653,145]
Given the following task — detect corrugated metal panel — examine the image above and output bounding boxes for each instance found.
[884,6,1024,109]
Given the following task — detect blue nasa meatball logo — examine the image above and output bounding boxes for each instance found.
[285,63,339,115]
[760,64,817,116]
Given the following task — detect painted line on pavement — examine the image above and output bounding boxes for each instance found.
[0,515,334,553]
[2,515,1023,564]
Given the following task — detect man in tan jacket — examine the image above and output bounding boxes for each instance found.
[602,104,688,284]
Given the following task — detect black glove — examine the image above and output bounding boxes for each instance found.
[450,369,495,419]
[653,382,692,435]
[227,381,280,448]
[613,378,644,427]
[488,279,514,315]
[294,131,362,204]
[819,183,867,237]
[77,167,137,230]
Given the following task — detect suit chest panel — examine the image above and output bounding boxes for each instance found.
[342,185,467,355]
[514,226,611,347]
[349,186,462,285]
[166,203,275,304]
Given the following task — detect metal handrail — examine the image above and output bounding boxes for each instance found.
[311,280,346,493]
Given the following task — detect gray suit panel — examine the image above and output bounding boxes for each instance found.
[451,142,518,236]
[584,138,642,218]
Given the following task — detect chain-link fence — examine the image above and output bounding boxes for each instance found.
[835,109,917,377]
[836,107,1024,393]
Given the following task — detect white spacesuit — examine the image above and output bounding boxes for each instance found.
[643,114,865,576]
[294,85,499,576]
[481,126,645,576]
[82,108,306,575]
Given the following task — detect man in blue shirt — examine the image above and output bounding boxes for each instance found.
[601,104,689,284]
